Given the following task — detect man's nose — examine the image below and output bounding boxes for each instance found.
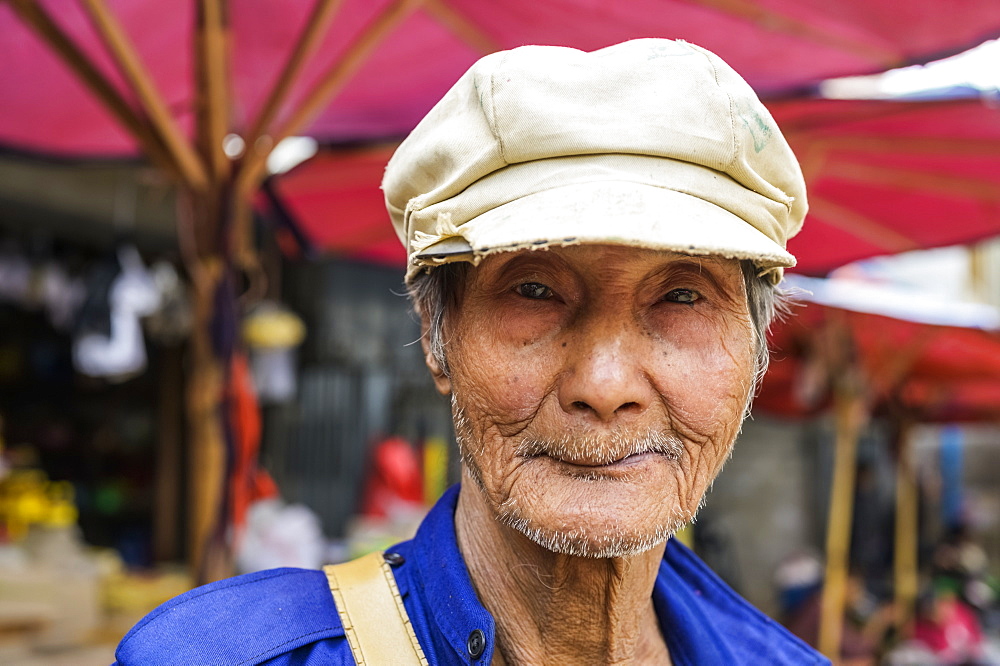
[556,320,655,423]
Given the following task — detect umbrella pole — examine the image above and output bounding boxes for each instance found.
[818,380,865,659]
[186,258,229,581]
[894,420,919,629]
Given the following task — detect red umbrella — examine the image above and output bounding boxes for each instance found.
[773,97,1000,275]
[4,0,999,585]
[3,0,1000,159]
[759,299,1000,423]
[271,97,1000,273]
[264,143,406,266]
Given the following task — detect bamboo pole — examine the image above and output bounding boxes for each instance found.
[78,0,209,191]
[6,0,177,176]
[12,0,237,582]
[243,0,347,152]
[184,0,236,582]
[894,421,920,628]
[231,0,424,269]
[185,255,228,582]
[818,363,867,659]
[812,135,1000,159]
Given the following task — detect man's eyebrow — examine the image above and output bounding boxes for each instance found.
[650,258,737,294]
[490,252,568,281]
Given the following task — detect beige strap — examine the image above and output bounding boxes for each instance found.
[324,551,429,666]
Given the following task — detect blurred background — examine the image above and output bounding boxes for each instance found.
[0,1,999,663]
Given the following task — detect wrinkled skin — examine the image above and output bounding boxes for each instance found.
[422,244,756,663]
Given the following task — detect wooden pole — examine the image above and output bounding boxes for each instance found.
[6,0,177,176]
[12,0,246,583]
[197,0,232,184]
[78,0,210,191]
[818,383,865,659]
[894,420,920,629]
[185,254,229,582]
[824,162,1000,201]
[184,0,237,583]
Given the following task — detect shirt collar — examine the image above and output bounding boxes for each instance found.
[409,484,497,663]
[405,485,816,665]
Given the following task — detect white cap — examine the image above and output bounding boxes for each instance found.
[384,39,807,284]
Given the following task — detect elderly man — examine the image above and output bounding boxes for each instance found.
[115,39,827,665]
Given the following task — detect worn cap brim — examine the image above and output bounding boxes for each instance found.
[414,180,795,283]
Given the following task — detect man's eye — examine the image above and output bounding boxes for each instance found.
[516,282,553,300]
[663,288,699,305]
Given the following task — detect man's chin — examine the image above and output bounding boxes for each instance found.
[500,511,684,559]
[493,486,693,559]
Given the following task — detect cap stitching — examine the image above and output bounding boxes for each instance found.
[487,52,510,165]
[690,45,740,174]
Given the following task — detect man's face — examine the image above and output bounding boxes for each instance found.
[430,244,756,558]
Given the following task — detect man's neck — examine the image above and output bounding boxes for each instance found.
[454,479,672,665]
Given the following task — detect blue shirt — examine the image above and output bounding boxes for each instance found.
[115,485,828,665]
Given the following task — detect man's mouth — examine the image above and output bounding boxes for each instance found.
[517,432,684,468]
[546,451,663,468]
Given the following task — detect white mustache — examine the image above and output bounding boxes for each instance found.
[515,431,684,466]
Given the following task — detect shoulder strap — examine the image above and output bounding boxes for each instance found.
[323,551,429,666]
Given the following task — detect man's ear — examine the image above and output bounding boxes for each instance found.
[421,316,452,395]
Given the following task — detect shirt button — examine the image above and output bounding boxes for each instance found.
[383,552,405,566]
[466,628,486,659]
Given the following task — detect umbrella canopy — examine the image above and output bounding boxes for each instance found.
[3,0,1000,158]
[263,143,404,265]
[270,96,1000,274]
[773,97,1000,275]
[4,0,1000,584]
[758,294,1000,423]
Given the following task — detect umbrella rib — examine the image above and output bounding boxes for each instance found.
[824,161,1000,201]
[5,0,176,174]
[196,0,231,184]
[424,0,501,55]
[244,0,347,154]
[78,0,209,191]
[812,135,1000,159]
[687,0,902,66]
[808,195,920,253]
[237,0,425,194]
[773,101,943,133]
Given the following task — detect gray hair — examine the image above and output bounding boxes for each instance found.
[408,259,784,396]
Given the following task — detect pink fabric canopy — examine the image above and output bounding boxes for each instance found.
[271,97,1000,275]
[3,0,1000,157]
[773,98,1000,275]
[759,303,1000,423]
[265,144,405,266]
